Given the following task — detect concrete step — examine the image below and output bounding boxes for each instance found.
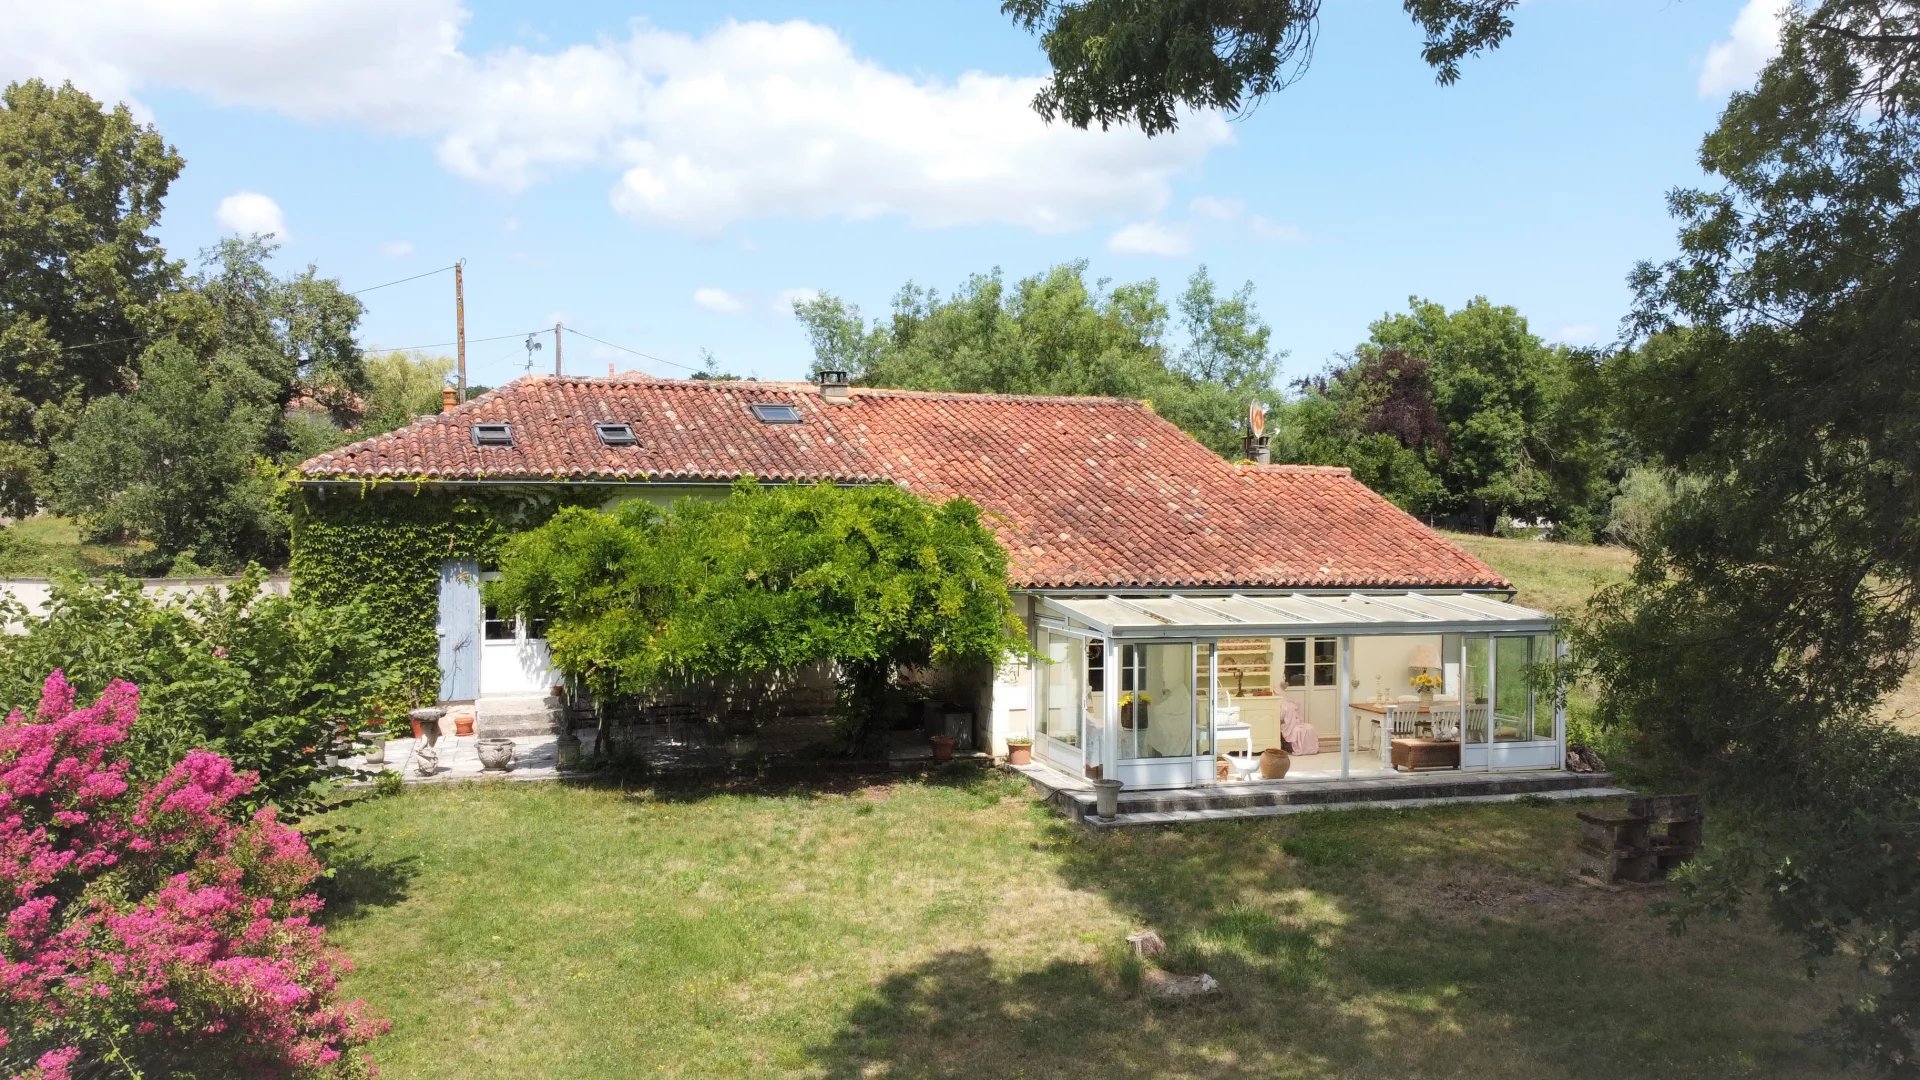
[1086,786,1637,829]
[1106,770,1619,816]
[475,695,566,738]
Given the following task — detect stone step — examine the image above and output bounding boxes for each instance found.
[474,695,566,738]
[1084,786,1637,828]
[1102,770,1618,817]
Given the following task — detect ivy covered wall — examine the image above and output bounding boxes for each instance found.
[287,484,580,702]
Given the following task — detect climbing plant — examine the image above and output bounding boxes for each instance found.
[485,480,1030,750]
[286,484,587,705]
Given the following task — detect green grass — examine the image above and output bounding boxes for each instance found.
[317,776,1860,1079]
[1440,532,1634,618]
[0,515,149,576]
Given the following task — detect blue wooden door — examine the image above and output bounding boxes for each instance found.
[437,560,481,701]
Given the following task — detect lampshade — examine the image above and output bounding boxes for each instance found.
[1409,643,1442,668]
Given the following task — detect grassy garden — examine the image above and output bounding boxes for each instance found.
[317,775,1860,1079]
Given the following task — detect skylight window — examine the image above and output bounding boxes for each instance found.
[471,423,513,447]
[594,421,638,446]
[750,403,801,424]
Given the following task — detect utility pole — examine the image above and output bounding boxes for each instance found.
[554,321,563,376]
[454,260,468,401]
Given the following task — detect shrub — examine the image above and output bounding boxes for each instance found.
[0,672,385,1077]
[0,569,397,817]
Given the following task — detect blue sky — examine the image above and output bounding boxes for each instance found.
[4,0,1785,391]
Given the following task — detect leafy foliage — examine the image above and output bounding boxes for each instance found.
[45,238,367,570]
[1574,1,1920,1069]
[0,79,184,517]
[1003,0,1517,134]
[0,570,395,816]
[0,673,385,1077]
[486,481,1028,748]
[1284,297,1624,536]
[794,262,1281,457]
[358,349,453,437]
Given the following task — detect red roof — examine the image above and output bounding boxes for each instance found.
[299,376,1507,592]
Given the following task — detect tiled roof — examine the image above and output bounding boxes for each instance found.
[299,376,1509,592]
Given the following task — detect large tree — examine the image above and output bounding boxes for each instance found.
[1003,0,1518,133]
[0,79,183,515]
[360,348,454,436]
[48,239,366,569]
[794,263,1281,456]
[1285,297,1618,534]
[1577,2,1920,1069]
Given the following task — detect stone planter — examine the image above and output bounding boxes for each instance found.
[555,730,582,769]
[408,707,445,747]
[1093,778,1124,820]
[477,737,516,772]
[362,735,387,765]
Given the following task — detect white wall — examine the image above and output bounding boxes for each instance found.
[984,594,1034,756]
[0,575,290,631]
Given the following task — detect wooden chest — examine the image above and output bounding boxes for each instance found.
[1390,738,1461,771]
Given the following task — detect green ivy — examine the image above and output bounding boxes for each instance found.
[286,484,589,704]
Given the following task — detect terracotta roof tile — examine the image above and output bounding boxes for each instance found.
[299,376,1508,591]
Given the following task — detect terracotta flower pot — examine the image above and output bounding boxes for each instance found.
[1006,742,1032,766]
[1259,746,1292,780]
[930,734,956,762]
[409,717,423,740]
[454,714,475,737]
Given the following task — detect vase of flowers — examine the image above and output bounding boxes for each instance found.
[1411,671,1444,703]
[1118,691,1151,730]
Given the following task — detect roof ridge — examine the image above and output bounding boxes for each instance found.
[511,373,1148,407]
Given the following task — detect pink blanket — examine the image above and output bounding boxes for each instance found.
[1280,701,1320,755]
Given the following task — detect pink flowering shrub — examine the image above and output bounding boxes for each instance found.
[0,673,386,1078]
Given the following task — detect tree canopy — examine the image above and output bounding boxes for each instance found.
[1003,0,1518,133]
[1284,296,1622,535]
[794,262,1282,457]
[360,349,454,436]
[0,79,183,516]
[1573,1,1920,1067]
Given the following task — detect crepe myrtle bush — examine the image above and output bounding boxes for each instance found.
[0,672,385,1079]
[485,480,1030,749]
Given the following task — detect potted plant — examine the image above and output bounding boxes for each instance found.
[930,733,956,762]
[1005,736,1033,766]
[1118,691,1151,730]
[1411,671,1444,704]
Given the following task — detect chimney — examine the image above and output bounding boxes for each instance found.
[1241,433,1272,465]
[441,385,458,413]
[818,369,851,403]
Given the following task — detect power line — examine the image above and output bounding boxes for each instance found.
[370,329,555,354]
[562,327,701,373]
[345,264,457,297]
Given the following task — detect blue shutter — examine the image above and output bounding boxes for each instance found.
[437,560,481,701]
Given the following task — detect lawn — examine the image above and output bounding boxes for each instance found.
[317,775,1861,1079]
[0,514,150,576]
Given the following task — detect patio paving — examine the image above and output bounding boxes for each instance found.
[347,729,598,785]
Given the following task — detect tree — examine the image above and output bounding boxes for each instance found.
[1002,0,1518,134]
[794,262,1282,456]
[360,349,453,436]
[0,79,184,515]
[1575,2,1920,1068]
[47,240,366,568]
[486,481,1029,752]
[1285,296,1618,533]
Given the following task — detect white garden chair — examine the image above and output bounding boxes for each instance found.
[1211,681,1253,756]
[1382,704,1421,763]
[1462,703,1491,743]
[1426,706,1462,741]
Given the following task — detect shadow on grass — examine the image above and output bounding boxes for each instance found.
[308,822,421,924]
[562,759,1002,806]
[807,803,1850,1080]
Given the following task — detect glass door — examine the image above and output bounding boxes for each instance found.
[1115,641,1203,789]
[1035,629,1089,776]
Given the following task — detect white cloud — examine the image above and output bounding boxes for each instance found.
[692,287,744,314]
[214,191,287,238]
[502,216,521,233]
[380,240,414,257]
[2,4,1232,234]
[772,287,819,315]
[1700,0,1789,97]
[1107,220,1192,257]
